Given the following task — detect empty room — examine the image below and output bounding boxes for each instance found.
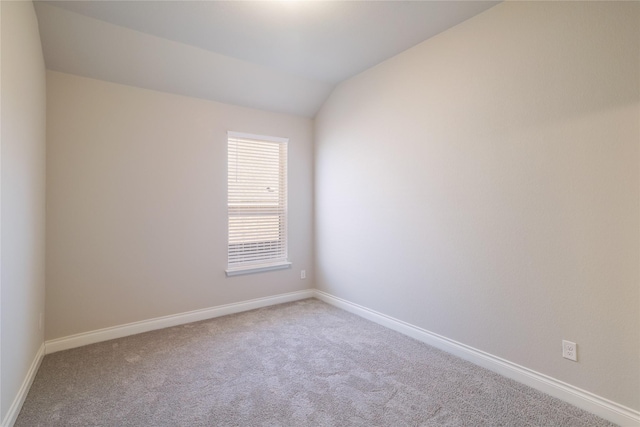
[2,0,639,426]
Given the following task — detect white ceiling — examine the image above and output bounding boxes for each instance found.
[34,1,499,117]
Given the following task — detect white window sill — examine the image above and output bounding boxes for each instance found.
[225,261,292,277]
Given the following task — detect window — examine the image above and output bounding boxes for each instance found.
[226,131,290,275]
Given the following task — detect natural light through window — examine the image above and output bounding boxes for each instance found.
[226,131,290,276]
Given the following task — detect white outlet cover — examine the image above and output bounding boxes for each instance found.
[562,340,577,361]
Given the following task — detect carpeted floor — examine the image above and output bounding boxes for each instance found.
[16,299,615,426]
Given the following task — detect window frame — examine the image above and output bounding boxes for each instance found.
[225,131,291,276]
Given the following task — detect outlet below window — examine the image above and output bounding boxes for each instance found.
[562,340,577,361]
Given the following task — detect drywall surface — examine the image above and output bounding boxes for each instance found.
[46,71,314,340]
[315,1,639,410]
[1,1,47,422]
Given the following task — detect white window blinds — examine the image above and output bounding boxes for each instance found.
[227,132,289,274]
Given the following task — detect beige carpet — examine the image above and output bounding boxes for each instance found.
[16,299,615,426]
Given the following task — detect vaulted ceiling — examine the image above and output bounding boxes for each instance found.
[34,1,499,117]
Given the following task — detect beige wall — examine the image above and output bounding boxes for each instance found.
[46,71,314,340]
[315,1,639,410]
[1,1,47,422]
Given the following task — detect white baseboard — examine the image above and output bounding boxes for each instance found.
[24,288,640,426]
[1,343,45,427]
[45,289,314,354]
[313,290,640,427]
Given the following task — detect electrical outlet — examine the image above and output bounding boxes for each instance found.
[300,270,306,279]
[562,340,577,361]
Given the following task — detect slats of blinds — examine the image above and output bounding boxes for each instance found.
[228,135,287,268]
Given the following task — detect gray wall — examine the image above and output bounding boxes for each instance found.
[45,71,314,340]
[315,2,639,410]
[1,1,47,422]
